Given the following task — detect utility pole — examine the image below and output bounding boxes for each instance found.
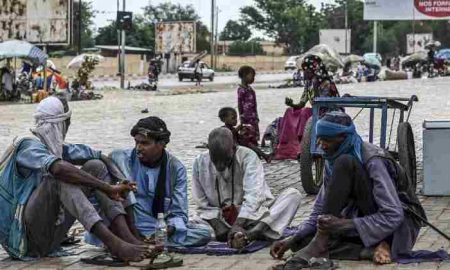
[373,21,378,53]
[210,0,215,68]
[215,5,219,69]
[120,0,126,89]
[344,0,348,54]
[117,0,121,77]
[78,0,82,55]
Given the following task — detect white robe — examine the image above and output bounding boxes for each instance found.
[192,146,302,239]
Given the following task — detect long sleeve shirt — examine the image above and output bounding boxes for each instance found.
[293,157,406,249]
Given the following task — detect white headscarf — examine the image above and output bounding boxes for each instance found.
[31,96,72,158]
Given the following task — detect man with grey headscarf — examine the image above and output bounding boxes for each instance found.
[0,96,150,262]
[192,127,302,249]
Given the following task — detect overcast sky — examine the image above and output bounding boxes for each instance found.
[92,0,335,36]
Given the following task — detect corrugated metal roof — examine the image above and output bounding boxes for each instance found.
[95,45,152,52]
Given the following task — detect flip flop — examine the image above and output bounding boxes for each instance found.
[278,252,336,270]
[143,253,183,270]
[80,253,129,267]
[60,235,81,246]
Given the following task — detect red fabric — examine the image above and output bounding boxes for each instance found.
[274,107,312,160]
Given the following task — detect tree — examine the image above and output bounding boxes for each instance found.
[95,16,154,49]
[228,40,264,55]
[143,3,210,52]
[73,0,96,50]
[240,0,324,54]
[220,20,251,41]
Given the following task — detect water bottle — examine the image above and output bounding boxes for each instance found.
[155,213,167,253]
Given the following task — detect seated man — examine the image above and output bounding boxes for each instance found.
[192,127,302,248]
[0,96,149,262]
[270,111,426,269]
[107,116,211,247]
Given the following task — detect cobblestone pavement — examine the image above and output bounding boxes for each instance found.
[1,77,450,269]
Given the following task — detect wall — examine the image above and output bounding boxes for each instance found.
[48,54,289,78]
[203,55,289,71]
[49,54,145,78]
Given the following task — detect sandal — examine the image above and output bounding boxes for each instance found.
[80,253,128,267]
[143,253,183,270]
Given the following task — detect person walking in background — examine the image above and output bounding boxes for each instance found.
[237,65,260,146]
[194,59,202,87]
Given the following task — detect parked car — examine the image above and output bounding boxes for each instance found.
[363,53,383,63]
[284,56,299,71]
[177,61,215,81]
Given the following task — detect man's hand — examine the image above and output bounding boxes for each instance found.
[270,239,290,260]
[167,226,176,238]
[317,214,354,234]
[106,182,137,201]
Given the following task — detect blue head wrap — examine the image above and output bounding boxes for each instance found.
[315,113,363,173]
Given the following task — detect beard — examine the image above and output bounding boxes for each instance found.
[217,166,232,180]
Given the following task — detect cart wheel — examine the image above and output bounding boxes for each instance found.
[397,122,417,191]
[299,118,324,195]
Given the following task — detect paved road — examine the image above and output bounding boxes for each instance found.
[1,77,450,269]
[94,71,294,89]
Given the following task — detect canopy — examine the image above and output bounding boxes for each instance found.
[0,40,47,65]
[67,53,105,69]
[363,53,382,68]
[425,40,441,50]
[401,51,428,66]
[436,49,450,61]
[344,54,364,65]
[296,44,344,70]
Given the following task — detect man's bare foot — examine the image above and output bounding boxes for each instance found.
[110,241,149,262]
[373,241,392,264]
[292,231,329,260]
[229,232,249,249]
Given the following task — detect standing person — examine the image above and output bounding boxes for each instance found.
[0,96,151,262]
[274,55,340,160]
[427,46,436,76]
[194,59,202,87]
[237,65,260,146]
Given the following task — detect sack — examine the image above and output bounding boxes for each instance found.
[221,204,239,225]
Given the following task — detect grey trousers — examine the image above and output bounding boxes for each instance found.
[23,160,126,257]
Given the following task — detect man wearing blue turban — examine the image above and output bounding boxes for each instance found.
[270,111,425,269]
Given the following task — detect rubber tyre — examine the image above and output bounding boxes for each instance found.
[397,122,417,191]
[178,76,183,82]
[209,75,214,82]
[299,118,324,195]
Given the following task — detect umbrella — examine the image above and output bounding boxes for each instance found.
[344,54,364,65]
[363,53,382,68]
[296,44,344,70]
[436,49,450,60]
[67,54,105,69]
[400,51,428,66]
[0,40,47,64]
[425,40,441,49]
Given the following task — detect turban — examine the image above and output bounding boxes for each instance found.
[316,111,363,170]
[130,116,171,144]
[31,96,72,158]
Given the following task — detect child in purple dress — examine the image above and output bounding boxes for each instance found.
[237,66,260,146]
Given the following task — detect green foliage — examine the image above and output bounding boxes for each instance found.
[95,3,209,53]
[240,0,324,54]
[73,1,96,50]
[72,56,99,90]
[95,15,153,49]
[228,40,264,55]
[239,0,449,58]
[220,20,251,41]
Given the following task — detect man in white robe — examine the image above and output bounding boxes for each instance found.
[192,127,302,249]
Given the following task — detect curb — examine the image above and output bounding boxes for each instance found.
[69,70,290,82]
